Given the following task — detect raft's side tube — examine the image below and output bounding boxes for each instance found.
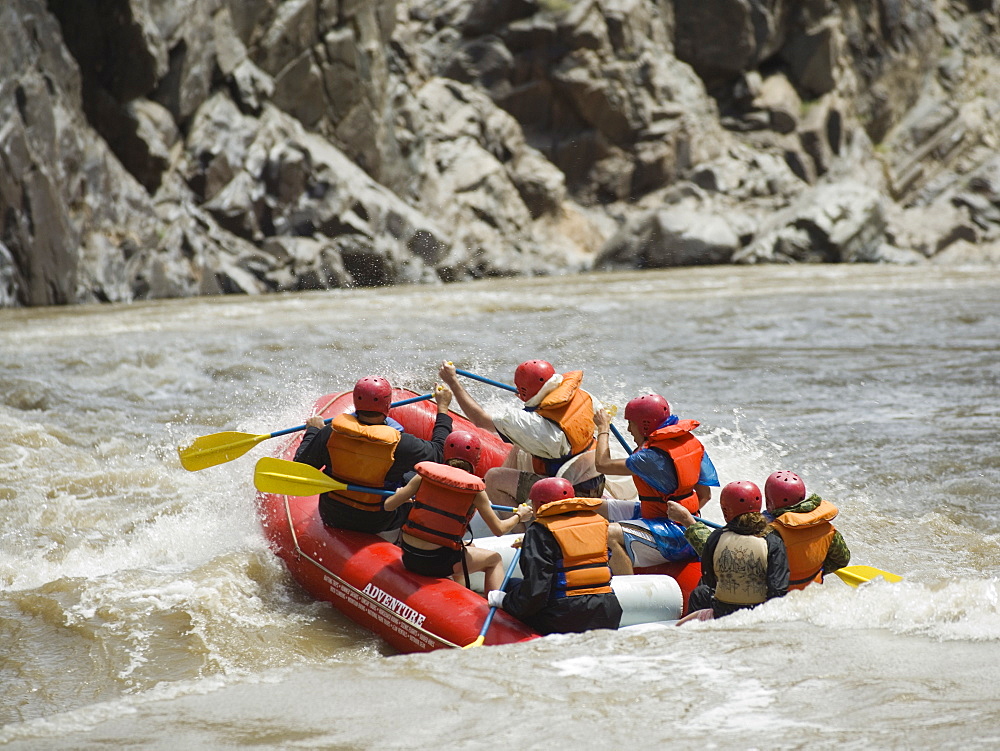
[610,574,683,626]
[467,535,683,625]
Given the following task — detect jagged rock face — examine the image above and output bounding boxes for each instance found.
[1,0,999,307]
[1,0,82,306]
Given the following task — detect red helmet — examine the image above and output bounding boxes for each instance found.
[624,394,671,438]
[529,477,574,512]
[443,430,481,469]
[719,480,762,522]
[514,360,555,401]
[353,376,392,415]
[764,470,806,513]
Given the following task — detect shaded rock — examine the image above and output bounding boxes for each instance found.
[272,50,327,129]
[455,0,537,37]
[674,0,796,88]
[734,181,887,263]
[442,35,515,96]
[597,208,742,269]
[256,0,319,77]
[798,96,843,179]
[1,0,90,304]
[674,0,758,86]
[951,154,1000,236]
[148,0,217,126]
[780,17,840,97]
[0,243,21,308]
[261,235,350,290]
[48,0,168,103]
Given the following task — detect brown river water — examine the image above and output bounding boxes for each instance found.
[1,265,999,749]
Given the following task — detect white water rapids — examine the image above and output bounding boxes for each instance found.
[1,265,999,749]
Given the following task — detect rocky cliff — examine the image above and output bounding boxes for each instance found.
[2,0,998,307]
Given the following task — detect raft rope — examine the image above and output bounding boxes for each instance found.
[280,493,461,649]
[274,390,462,649]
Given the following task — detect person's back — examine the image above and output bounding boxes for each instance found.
[489,478,622,635]
[294,376,454,534]
[515,364,596,476]
[593,394,720,570]
[668,481,789,619]
[621,394,715,515]
[764,471,850,589]
[439,360,600,508]
[386,431,531,591]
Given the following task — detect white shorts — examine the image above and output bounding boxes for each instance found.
[617,518,697,567]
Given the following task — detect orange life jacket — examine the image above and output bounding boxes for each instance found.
[534,497,613,597]
[633,419,704,518]
[401,462,484,550]
[769,500,839,590]
[530,371,596,476]
[325,413,400,511]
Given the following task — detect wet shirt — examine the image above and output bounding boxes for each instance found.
[502,523,622,635]
[295,412,453,489]
[625,445,720,495]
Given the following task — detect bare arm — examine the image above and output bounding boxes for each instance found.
[666,500,697,527]
[438,361,499,433]
[383,474,421,512]
[695,484,712,509]
[593,409,631,475]
[473,492,532,536]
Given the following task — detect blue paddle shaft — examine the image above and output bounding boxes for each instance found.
[609,425,632,453]
[479,547,522,639]
[454,368,517,394]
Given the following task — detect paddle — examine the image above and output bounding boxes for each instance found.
[178,393,434,471]
[693,516,901,586]
[457,367,904,586]
[254,457,393,497]
[454,368,517,394]
[452,367,634,453]
[830,565,903,587]
[253,457,517,515]
[464,546,522,649]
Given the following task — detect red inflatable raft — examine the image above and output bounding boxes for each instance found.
[256,389,701,654]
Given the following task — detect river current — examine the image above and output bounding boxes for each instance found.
[1,264,998,749]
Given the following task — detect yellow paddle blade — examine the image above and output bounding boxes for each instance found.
[178,431,270,471]
[253,457,347,497]
[833,565,903,588]
[462,636,485,650]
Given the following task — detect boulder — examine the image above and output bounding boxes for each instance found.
[597,207,742,268]
[734,181,887,263]
[780,17,840,98]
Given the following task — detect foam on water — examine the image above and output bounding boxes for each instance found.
[2,266,999,747]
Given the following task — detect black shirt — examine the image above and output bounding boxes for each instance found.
[502,522,622,635]
[293,412,453,533]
